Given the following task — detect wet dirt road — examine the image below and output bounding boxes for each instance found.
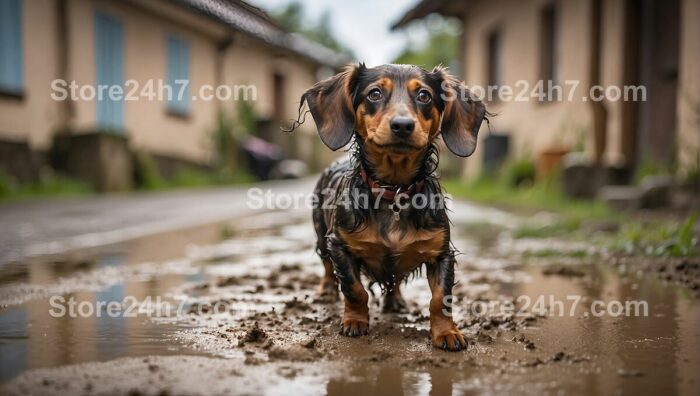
[0,201,698,395]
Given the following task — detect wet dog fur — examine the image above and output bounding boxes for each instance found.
[291,64,487,351]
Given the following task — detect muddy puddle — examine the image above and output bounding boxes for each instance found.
[1,206,699,395]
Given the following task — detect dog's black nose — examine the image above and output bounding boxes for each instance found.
[390,117,415,138]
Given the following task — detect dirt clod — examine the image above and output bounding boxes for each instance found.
[542,264,586,277]
[242,322,267,343]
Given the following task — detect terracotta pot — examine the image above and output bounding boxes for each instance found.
[537,148,570,180]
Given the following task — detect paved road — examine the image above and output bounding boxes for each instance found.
[0,176,518,266]
[0,178,316,266]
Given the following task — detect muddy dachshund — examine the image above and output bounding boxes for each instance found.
[290,63,486,351]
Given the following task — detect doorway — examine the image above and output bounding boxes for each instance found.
[622,0,680,170]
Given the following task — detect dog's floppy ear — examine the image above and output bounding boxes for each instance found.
[432,67,487,157]
[302,64,363,150]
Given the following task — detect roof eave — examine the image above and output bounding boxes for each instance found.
[391,0,469,30]
[175,0,349,69]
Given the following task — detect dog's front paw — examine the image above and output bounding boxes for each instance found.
[431,321,468,351]
[340,315,369,337]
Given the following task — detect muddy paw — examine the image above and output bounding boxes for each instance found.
[382,294,408,313]
[432,326,468,351]
[340,317,369,337]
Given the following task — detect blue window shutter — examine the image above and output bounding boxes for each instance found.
[95,11,124,132]
[166,34,190,115]
[0,0,24,94]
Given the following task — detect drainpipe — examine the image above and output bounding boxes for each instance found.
[56,0,73,131]
[589,0,607,165]
[215,34,234,114]
[215,33,234,170]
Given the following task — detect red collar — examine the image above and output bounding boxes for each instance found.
[359,167,425,201]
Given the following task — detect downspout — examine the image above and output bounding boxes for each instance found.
[214,33,234,170]
[589,0,607,165]
[215,34,234,114]
[56,0,72,131]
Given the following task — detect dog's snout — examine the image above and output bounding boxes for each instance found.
[390,117,415,138]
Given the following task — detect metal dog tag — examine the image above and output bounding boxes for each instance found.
[391,202,401,221]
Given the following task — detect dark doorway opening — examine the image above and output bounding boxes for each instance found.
[622,0,680,170]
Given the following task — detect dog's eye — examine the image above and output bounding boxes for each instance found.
[367,89,383,102]
[417,90,432,104]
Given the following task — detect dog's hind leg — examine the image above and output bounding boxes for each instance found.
[327,234,369,336]
[382,285,408,313]
[312,197,338,300]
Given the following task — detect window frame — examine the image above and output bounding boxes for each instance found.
[0,0,25,99]
[486,27,503,102]
[94,10,125,133]
[540,2,560,87]
[165,33,191,119]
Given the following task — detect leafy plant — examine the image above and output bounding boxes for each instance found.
[503,157,537,188]
[273,2,354,57]
[133,151,166,190]
[213,100,259,173]
[614,213,699,257]
[0,170,11,198]
[392,15,461,68]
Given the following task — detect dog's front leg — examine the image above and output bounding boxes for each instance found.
[327,233,369,336]
[427,251,467,351]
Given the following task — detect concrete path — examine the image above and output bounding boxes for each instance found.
[0,176,521,266]
[0,178,316,266]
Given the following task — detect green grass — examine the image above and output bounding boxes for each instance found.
[522,248,589,258]
[0,171,93,201]
[513,218,583,239]
[613,212,699,257]
[443,168,620,241]
[442,177,616,221]
[1,161,256,202]
[134,151,256,192]
[443,166,699,258]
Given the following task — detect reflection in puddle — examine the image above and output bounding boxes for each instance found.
[0,225,223,383]
[0,210,699,395]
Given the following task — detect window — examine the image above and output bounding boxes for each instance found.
[166,34,190,116]
[486,29,502,90]
[95,11,124,132]
[0,0,24,96]
[273,73,286,120]
[540,3,559,85]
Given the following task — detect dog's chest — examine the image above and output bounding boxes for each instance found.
[339,220,445,278]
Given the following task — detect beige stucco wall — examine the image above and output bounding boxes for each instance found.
[462,0,594,179]
[0,0,327,167]
[222,35,318,124]
[0,0,62,149]
[222,35,327,164]
[677,0,700,173]
[598,0,625,165]
[65,0,224,163]
[462,0,699,178]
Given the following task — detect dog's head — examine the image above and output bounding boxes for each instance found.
[301,63,486,157]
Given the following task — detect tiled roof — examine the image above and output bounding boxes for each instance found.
[177,0,350,68]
